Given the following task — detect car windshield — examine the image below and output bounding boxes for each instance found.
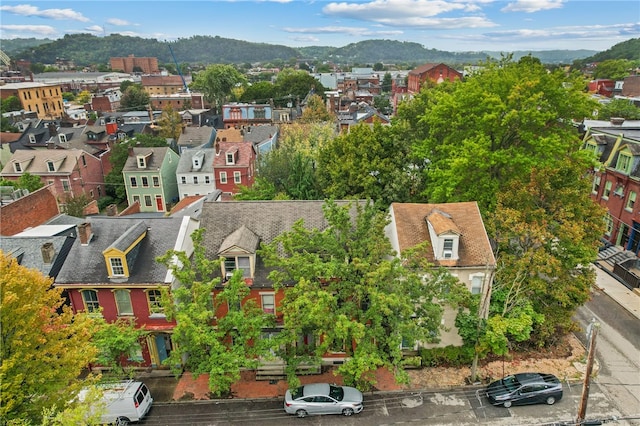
[328,385,344,401]
[501,375,520,392]
[291,386,304,399]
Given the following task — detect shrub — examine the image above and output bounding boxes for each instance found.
[419,345,475,367]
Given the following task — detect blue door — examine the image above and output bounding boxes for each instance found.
[155,334,172,364]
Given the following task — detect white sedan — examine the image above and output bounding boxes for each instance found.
[284,383,364,418]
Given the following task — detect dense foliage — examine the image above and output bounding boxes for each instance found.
[259,200,468,389]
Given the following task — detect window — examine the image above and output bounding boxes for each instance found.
[58,133,67,143]
[592,175,601,194]
[137,157,146,168]
[226,152,235,165]
[29,134,36,144]
[114,289,133,315]
[141,176,149,187]
[193,176,198,184]
[603,181,612,199]
[181,176,187,184]
[47,161,55,172]
[81,155,87,166]
[443,239,453,258]
[220,172,227,184]
[144,195,152,207]
[133,195,140,205]
[471,275,483,295]
[224,256,251,277]
[130,177,138,187]
[62,180,71,192]
[205,176,210,184]
[616,152,632,174]
[254,108,266,119]
[81,290,100,313]
[234,171,241,184]
[109,257,125,276]
[605,215,614,236]
[261,293,275,314]
[147,289,164,315]
[13,163,22,172]
[153,176,160,187]
[627,191,637,211]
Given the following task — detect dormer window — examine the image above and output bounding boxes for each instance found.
[138,156,146,168]
[442,238,454,259]
[13,162,22,173]
[47,161,55,172]
[425,209,460,261]
[29,134,36,144]
[58,133,67,143]
[616,151,633,174]
[226,149,237,165]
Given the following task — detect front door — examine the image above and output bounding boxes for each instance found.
[155,195,164,211]
[154,333,173,367]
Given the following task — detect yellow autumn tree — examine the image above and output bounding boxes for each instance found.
[0,252,99,424]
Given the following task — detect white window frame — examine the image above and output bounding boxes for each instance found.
[470,274,484,295]
[234,171,241,184]
[47,161,55,172]
[603,181,612,199]
[109,257,125,276]
[260,292,275,315]
[626,191,637,211]
[147,289,164,316]
[81,289,100,313]
[592,175,601,194]
[220,171,227,184]
[29,134,36,144]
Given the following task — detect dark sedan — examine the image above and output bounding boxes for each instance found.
[485,373,563,408]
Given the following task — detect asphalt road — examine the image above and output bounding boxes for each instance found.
[138,380,629,426]
[573,287,640,424]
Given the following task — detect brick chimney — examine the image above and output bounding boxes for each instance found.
[78,222,93,245]
[41,242,55,264]
[128,146,134,156]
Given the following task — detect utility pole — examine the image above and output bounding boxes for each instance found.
[576,319,600,424]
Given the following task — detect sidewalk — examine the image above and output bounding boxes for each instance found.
[142,263,640,404]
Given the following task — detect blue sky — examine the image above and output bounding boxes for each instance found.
[1,0,638,52]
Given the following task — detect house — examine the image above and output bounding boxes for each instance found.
[0,82,65,120]
[337,102,390,133]
[0,148,107,204]
[176,148,217,200]
[54,216,199,370]
[588,79,615,97]
[582,120,640,253]
[149,93,205,111]
[122,146,180,213]
[385,202,496,347]
[407,63,463,94]
[90,88,122,112]
[141,75,187,96]
[212,140,256,197]
[240,124,279,155]
[176,126,216,154]
[222,103,272,129]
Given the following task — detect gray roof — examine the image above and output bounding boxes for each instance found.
[55,216,184,285]
[176,148,216,174]
[242,125,278,145]
[199,200,356,287]
[0,235,75,278]
[122,147,171,172]
[177,126,216,148]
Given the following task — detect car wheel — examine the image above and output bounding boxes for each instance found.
[115,417,130,426]
[503,401,512,408]
[546,396,556,405]
[296,409,308,418]
[342,408,354,416]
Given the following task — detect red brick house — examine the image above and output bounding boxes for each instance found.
[0,186,60,236]
[212,140,256,196]
[407,63,463,94]
[54,216,199,370]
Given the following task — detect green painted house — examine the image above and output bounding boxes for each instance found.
[122,146,180,213]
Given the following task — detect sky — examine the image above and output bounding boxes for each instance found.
[0,0,639,53]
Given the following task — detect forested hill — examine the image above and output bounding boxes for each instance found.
[0,33,618,67]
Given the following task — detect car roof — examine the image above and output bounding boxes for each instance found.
[514,373,556,385]
[302,383,331,396]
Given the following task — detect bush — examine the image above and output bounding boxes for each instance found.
[97,196,115,211]
[419,345,475,367]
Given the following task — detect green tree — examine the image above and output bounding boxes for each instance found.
[157,104,183,141]
[403,56,598,213]
[91,317,148,379]
[156,229,275,396]
[63,193,92,218]
[190,64,247,113]
[62,92,76,102]
[373,62,384,71]
[317,122,422,209]
[119,84,150,112]
[381,72,393,93]
[0,253,98,424]
[597,98,640,120]
[592,59,635,80]
[120,80,135,92]
[273,68,325,107]
[17,172,44,192]
[299,94,334,123]
[239,81,276,103]
[1,95,22,112]
[259,200,466,389]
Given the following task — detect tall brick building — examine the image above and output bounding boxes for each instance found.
[110,55,159,74]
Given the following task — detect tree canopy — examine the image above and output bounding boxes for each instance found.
[0,253,98,423]
[191,64,247,113]
[259,200,466,389]
[119,84,150,112]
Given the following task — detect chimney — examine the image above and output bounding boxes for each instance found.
[128,146,134,156]
[106,204,118,216]
[41,242,55,264]
[48,122,57,136]
[610,117,625,126]
[78,222,93,245]
[215,140,220,155]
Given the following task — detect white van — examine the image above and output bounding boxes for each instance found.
[80,380,153,425]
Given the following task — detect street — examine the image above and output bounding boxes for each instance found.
[139,381,626,425]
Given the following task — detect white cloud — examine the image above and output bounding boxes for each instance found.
[84,25,104,34]
[106,18,132,26]
[282,25,404,37]
[502,0,566,13]
[0,4,90,22]
[0,24,57,35]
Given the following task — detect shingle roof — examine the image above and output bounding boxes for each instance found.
[55,216,184,285]
[390,202,495,268]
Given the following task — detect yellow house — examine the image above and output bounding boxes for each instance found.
[0,82,64,119]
